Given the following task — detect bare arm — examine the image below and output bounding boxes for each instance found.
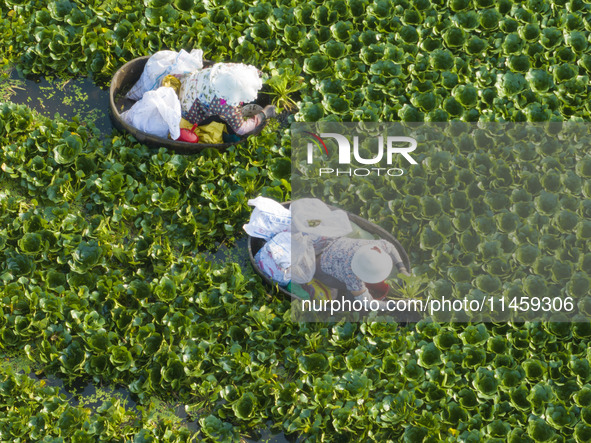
[381,240,410,276]
[235,113,263,135]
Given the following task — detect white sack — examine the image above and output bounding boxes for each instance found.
[347,221,377,240]
[255,232,291,286]
[291,198,352,238]
[291,232,316,284]
[126,49,204,101]
[243,196,291,241]
[120,87,181,140]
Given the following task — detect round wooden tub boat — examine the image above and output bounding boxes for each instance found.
[109,56,267,154]
[247,202,411,301]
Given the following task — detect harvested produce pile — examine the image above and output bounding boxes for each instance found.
[0,0,591,442]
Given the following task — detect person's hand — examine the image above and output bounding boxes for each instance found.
[354,289,389,311]
[353,289,373,303]
[395,261,411,276]
[263,105,277,119]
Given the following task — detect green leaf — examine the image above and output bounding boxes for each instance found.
[60,342,85,372]
[54,133,82,165]
[499,72,527,95]
[399,25,419,44]
[48,0,74,19]
[443,27,465,47]
[18,233,43,254]
[474,275,501,293]
[474,368,498,398]
[420,227,444,249]
[304,55,329,74]
[460,324,490,346]
[232,392,256,420]
[154,276,177,302]
[155,186,180,210]
[453,85,478,107]
[523,275,546,297]
[199,415,238,442]
[534,191,559,215]
[514,244,539,266]
[576,156,591,178]
[488,419,511,438]
[69,240,102,274]
[527,416,555,442]
[417,343,441,368]
[163,359,185,384]
[299,353,329,374]
[109,345,133,372]
[526,70,553,93]
[554,63,577,82]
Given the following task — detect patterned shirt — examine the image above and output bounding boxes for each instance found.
[182,96,245,133]
[179,66,260,134]
[319,238,404,291]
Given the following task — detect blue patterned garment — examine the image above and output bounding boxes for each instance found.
[319,238,404,291]
[182,96,244,133]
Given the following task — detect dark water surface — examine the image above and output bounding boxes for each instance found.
[38,374,291,442]
[8,68,114,134]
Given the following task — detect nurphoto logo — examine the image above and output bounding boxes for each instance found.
[304,131,418,176]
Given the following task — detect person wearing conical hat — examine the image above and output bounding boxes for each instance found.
[179,63,276,135]
[316,238,410,304]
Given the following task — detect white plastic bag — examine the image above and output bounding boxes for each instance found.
[347,221,378,240]
[255,232,291,286]
[120,86,181,140]
[126,49,204,101]
[291,198,352,237]
[243,197,291,241]
[291,232,316,284]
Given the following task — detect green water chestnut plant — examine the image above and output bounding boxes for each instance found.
[1,0,591,121]
[0,362,198,441]
[263,59,305,112]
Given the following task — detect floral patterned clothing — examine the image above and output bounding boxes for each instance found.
[319,238,404,291]
[179,65,261,134]
[179,64,261,109]
[183,96,246,132]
